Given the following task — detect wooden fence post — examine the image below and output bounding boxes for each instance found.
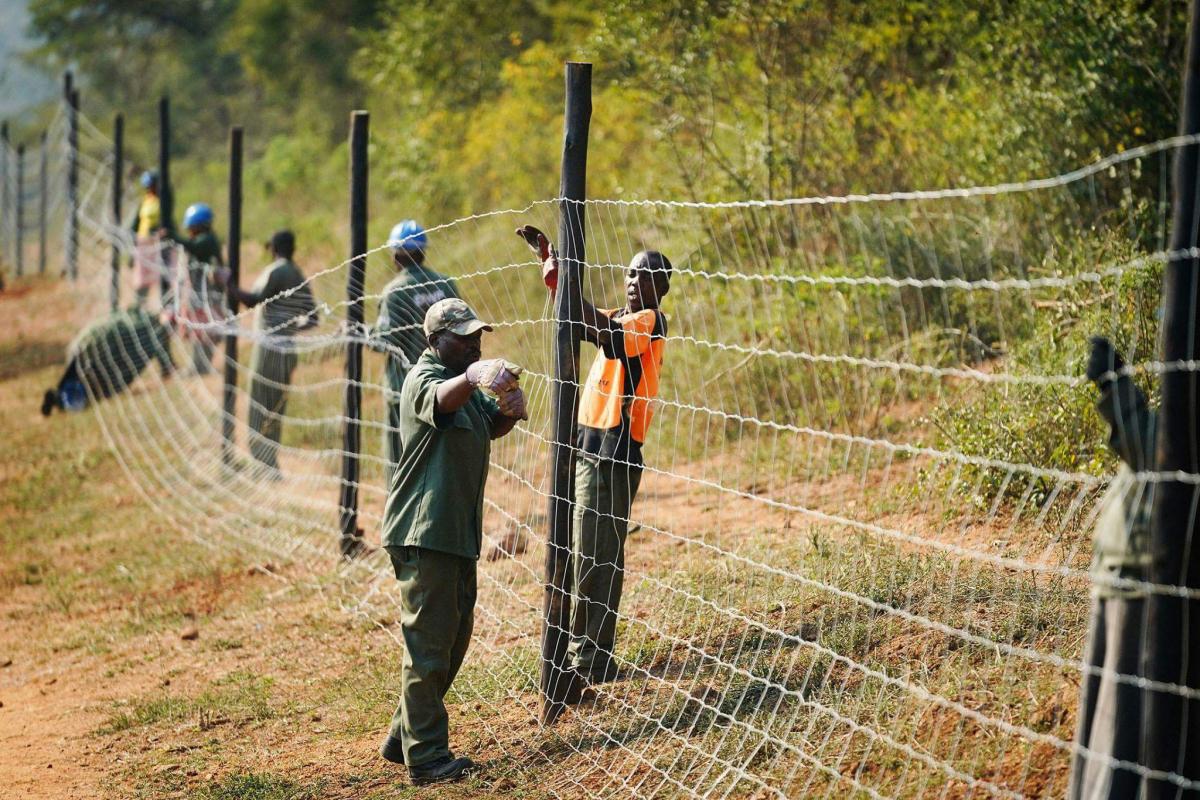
[338,110,369,557]
[540,61,592,725]
[222,127,243,467]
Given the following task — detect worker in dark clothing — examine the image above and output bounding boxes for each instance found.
[41,307,175,415]
[367,220,460,490]
[218,230,317,477]
[1068,336,1155,800]
[163,202,224,374]
[377,298,526,786]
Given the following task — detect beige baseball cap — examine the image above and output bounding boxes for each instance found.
[423,298,493,337]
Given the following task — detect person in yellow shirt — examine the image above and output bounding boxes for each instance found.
[516,224,672,695]
[130,171,171,307]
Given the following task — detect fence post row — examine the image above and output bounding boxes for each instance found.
[222,127,243,468]
[65,74,78,282]
[540,61,592,725]
[15,144,24,277]
[158,97,171,301]
[111,114,123,311]
[338,110,369,557]
[1,122,9,271]
[38,130,47,275]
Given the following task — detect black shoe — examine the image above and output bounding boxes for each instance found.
[41,389,57,417]
[379,734,405,765]
[408,755,476,786]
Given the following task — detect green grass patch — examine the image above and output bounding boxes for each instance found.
[194,773,327,800]
[100,670,278,735]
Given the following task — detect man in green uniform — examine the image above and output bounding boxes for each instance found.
[378,298,526,785]
[41,307,175,415]
[220,230,317,477]
[367,220,460,489]
[1068,336,1155,800]
[163,202,224,375]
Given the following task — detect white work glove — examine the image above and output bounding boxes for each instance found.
[497,386,528,420]
[466,358,522,395]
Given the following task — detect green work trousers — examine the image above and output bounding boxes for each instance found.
[384,546,476,767]
[1068,596,1145,799]
[567,454,643,681]
[191,339,215,376]
[247,346,296,470]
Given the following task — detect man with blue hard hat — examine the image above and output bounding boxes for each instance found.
[162,202,224,374]
[367,220,461,490]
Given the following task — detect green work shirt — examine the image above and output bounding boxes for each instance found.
[381,351,500,559]
[247,258,317,336]
[173,230,224,306]
[173,229,223,265]
[367,266,460,394]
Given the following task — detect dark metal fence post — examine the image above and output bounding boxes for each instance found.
[158,97,172,301]
[15,144,23,277]
[38,131,47,275]
[1143,0,1200,794]
[339,110,368,557]
[540,61,591,725]
[66,79,78,281]
[1,122,8,271]
[222,127,243,468]
[111,114,123,311]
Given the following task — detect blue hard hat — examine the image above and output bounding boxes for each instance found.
[183,203,214,229]
[387,220,427,252]
[140,170,158,189]
[59,378,88,412]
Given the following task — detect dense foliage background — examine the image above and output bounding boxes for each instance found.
[11,0,1189,248]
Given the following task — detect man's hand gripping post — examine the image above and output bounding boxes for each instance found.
[515,225,558,295]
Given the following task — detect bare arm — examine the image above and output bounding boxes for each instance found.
[492,415,518,439]
[435,377,522,438]
[579,298,621,349]
[1096,375,1157,471]
[516,225,621,350]
[230,285,262,308]
[434,374,477,415]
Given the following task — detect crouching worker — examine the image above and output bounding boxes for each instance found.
[42,307,175,415]
[377,298,527,785]
[1068,336,1155,800]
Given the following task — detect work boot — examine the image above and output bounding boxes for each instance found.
[41,389,58,417]
[379,734,405,765]
[562,669,589,705]
[408,755,476,786]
